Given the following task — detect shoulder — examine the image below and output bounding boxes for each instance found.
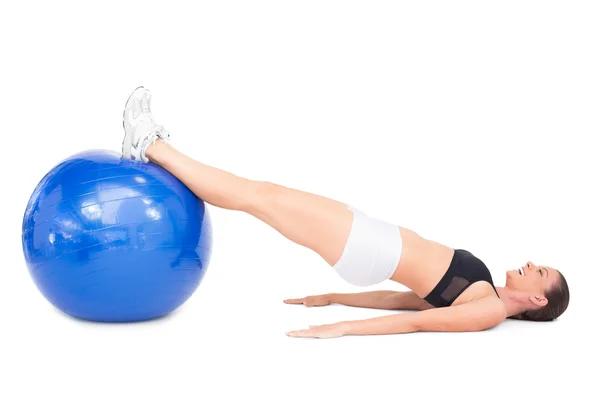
[413,295,506,332]
[468,296,507,329]
[450,295,506,331]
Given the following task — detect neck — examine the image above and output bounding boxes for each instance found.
[495,287,531,317]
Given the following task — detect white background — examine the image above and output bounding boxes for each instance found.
[1,1,598,399]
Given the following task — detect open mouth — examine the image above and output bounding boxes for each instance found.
[518,267,524,276]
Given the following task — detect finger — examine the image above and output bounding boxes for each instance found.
[286,329,316,338]
[283,298,305,304]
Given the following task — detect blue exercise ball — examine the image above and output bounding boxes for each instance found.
[22,150,212,322]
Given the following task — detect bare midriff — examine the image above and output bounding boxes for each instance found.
[390,227,455,298]
[390,227,497,305]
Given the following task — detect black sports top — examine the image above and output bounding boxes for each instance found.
[424,249,499,308]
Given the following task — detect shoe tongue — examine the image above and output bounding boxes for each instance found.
[155,125,170,141]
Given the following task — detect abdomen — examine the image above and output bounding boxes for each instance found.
[390,227,456,298]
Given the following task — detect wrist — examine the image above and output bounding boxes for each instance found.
[325,293,338,304]
[337,321,352,335]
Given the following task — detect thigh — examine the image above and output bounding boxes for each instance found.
[249,182,354,266]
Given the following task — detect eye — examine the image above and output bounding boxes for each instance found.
[538,270,543,276]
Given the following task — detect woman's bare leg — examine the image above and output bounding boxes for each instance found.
[146,140,353,266]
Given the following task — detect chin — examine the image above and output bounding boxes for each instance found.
[505,270,517,289]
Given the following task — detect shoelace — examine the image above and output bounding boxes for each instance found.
[154,124,171,143]
[149,124,170,149]
[140,124,172,161]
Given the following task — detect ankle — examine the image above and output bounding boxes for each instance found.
[145,138,169,164]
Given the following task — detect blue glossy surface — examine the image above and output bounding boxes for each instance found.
[22,150,212,322]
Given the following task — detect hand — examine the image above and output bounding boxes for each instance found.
[286,322,347,339]
[284,294,331,307]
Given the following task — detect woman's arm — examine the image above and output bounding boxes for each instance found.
[284,290,433,311]
[286,296,506,338]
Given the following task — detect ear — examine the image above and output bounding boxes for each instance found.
[529,295,548,307]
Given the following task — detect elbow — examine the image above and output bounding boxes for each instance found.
[412,318,433,333]
[416,320,497,333]
[471,316,504,332]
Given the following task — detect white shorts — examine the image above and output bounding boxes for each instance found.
[332,206,403,286]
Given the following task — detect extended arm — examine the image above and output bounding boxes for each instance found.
[286,296,506,338]
[284,290,434,311]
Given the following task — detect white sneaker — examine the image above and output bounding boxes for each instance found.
[122,86,171,162]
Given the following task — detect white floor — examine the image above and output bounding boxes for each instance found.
[1,1,597,399]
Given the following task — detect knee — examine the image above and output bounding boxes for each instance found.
[246,180,280,212]
[254,181,280,202]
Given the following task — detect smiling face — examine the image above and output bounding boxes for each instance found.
[506,261,560,297]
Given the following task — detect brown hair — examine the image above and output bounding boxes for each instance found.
[510,271,569,322]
